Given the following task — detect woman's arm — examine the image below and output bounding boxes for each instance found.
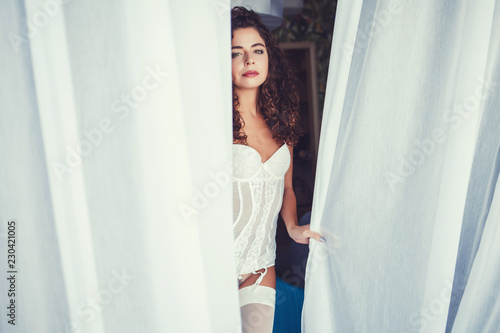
[280,144,325,244]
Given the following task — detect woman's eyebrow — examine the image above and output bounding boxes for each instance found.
[231,43,266,50]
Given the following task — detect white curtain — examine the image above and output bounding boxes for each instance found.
[0,1,239,333]
[302,0,500,332]
[3,0,500,332]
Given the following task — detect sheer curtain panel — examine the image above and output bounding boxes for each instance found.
[0,1,238,332]
[302,0,500,332]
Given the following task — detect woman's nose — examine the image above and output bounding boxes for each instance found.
[245,56,255,65]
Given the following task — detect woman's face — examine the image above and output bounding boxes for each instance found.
[231,27,269,90]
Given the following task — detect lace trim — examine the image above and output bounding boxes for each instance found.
[243,177,275,272]
[234,176,263,271]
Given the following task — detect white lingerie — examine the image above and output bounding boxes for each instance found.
[232,142,291,289]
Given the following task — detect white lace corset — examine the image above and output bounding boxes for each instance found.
[232,143,291,278]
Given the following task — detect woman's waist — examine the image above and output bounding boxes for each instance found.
[237,257,276,277]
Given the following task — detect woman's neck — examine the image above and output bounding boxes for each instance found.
[235,87,259,117]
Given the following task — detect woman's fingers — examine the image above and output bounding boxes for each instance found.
[312,231,326,243]
[305,229,326,243]
[295,224,325,243]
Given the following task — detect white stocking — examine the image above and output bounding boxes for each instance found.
[239,285,276,333]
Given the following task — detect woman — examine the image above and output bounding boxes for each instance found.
[231,6,325,332]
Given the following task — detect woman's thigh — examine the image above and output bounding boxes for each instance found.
[238,265,276,289]
[238,284,276,333]
[240,302,275,333]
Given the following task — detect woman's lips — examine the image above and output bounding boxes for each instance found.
[243,71,259,78]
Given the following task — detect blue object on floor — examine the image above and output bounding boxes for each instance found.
[273,276,304,333]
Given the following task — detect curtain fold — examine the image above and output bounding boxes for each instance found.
[447,1,500,330]
[302,0,500,332]
[3,0,500,332]
[1,1,236,332]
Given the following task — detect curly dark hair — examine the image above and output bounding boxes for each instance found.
[231,6,303,147]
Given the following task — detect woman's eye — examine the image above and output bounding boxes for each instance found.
[254,49,264,54]
[231,52,241,58]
